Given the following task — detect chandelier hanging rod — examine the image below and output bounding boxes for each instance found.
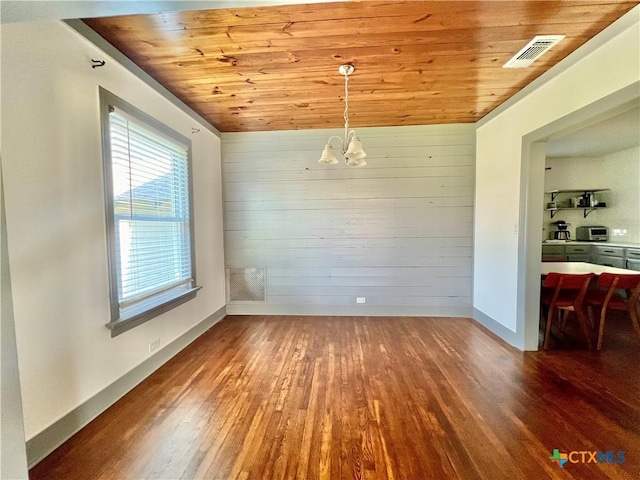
[318,64,367,167]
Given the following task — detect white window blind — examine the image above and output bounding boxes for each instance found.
[107,106,194,320]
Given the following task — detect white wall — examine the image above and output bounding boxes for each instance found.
[474,6,640,348]
[1,168,29,480]
[0,21,226,441]
[222,124,475,317]
[544,147,640,243]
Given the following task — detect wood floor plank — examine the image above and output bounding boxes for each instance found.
[30,315,640,479]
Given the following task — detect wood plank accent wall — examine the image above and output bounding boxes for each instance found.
[221,124,475,316]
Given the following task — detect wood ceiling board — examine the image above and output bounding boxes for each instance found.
[186,93,514,109]
[142,55,563,83]
[114,38,587,70]
[201,106,497,121]
[92,23,616,57]
[86,1,631,31]
[84,0,639,132]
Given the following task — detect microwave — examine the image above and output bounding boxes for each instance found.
[576,226,608,242]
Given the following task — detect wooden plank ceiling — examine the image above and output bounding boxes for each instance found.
[84,1,639,132]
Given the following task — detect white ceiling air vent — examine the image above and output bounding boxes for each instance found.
[503,35,565,69]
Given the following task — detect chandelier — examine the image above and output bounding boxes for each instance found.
[318,64,367,167]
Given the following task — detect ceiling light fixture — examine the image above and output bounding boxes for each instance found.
[319,64,367,167]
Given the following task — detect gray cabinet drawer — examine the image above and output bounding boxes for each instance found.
[566,245,591,254]
[595,246,624,257]
[542,255,565,262]
[626,259,640,272]
[626,248,640,260]
[597,255,625,268]
[542,245,565,255]
[566,254,591,262]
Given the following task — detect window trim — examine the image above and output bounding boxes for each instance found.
[99,87,199,337]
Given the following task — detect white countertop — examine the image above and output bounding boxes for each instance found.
[541,262,636,275]
[542,240,640,249]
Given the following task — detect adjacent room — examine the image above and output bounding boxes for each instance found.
[1,1,639,479]
[539,106,640,350]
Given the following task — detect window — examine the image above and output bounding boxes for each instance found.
[100,88,199,337]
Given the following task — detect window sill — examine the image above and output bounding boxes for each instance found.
[106,286,201,337]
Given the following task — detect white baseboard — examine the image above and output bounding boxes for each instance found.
[473,307,523,350]
[226,303,472,317]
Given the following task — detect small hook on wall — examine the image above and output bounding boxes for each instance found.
[91,59,106,69]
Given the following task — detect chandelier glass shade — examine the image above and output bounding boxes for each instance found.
[318,65,367,167]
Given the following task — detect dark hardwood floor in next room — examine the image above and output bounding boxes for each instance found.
[31,316,640,480]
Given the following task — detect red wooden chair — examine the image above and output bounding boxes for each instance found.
[586,273,640,350]
[541,273,594,350]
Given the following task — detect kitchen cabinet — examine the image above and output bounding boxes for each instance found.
[597,255,626,268]
[565,244,592,262]
[594,245,625,268]
[542,244,566,262]
[545,189,609,218]
[595,246,625,257]
[542,244,592,262]
[542,243,640,269]
[626,248,640,271]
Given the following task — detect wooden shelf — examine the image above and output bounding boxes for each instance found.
[545,189,609,218]
[545,206,607,219]
[545,188,610,202]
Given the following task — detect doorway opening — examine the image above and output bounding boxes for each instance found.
[518,82,640,350]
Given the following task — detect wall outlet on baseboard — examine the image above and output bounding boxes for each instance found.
[356,297,366,304]
[149,339,160,353]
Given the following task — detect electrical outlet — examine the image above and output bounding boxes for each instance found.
[356,297,366,304]
[149,339,160,353]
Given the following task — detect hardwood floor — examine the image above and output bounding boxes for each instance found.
[31,316,640,479]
